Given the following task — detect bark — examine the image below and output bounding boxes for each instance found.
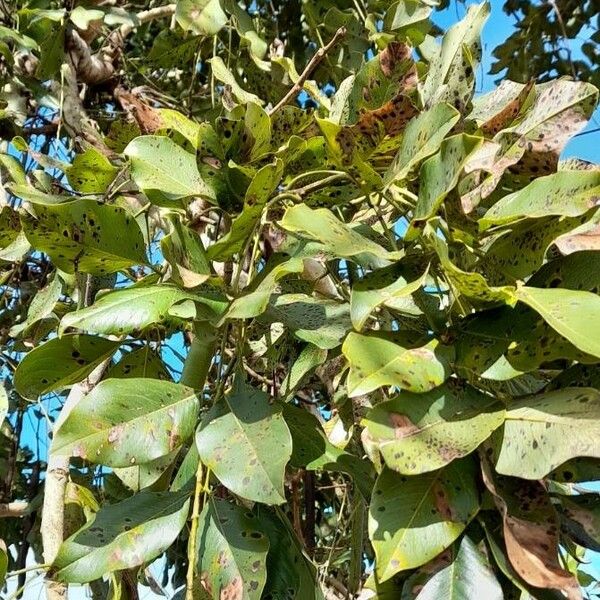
[41,362,107,600]
[0,501,29,518]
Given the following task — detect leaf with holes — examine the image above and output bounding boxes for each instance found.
[52,378,199,467]
[343,332,451,397]
[21,199,146,275]
[124,136,216,202]
[53,489,189,583]
[14,334,120,399]
[60,284,227,335]
[369,460,480,581]
[196,497,269,600]
[364,383,505,475]
[495,387,600,479]
[196,379,292,504]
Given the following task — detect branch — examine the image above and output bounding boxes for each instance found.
[41,361,108,600]
[268,27,346,116]
[0,501,29,518]
[116,4,176,39]
[68,4,176,85]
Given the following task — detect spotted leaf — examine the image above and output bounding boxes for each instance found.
[196,379,292,504]
[52,378,199,467]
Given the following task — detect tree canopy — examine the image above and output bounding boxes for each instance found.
[1,1,600,599]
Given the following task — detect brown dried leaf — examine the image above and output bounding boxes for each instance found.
[481,459,581,600]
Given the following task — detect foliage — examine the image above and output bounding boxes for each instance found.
[491,0,599,87]
[0,0,599,599]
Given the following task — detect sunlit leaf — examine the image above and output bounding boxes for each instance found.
[52,378,199,466]
[369,460,479,581]
[196,379,292,504]
[196,497,269,600]
[343,332,451,397]
[364,382,505,475]
[53,489,189,583]
[14,334,120,399]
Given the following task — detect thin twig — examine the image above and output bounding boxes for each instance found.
[268,27,346,116]
[185,461,204,600]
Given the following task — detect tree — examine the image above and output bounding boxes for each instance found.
[0,1,600,599]
[491,0,599,87]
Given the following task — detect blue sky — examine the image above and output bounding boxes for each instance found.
[5,1,600,597]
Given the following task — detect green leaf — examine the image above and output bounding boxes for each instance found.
[480,171,600,230]
[209,56,263,105]
[9,273,62,337]
[416,536,503,600]
[281,344,327,398]
[106,346,171,380]
[384,104,460,186]
[369,460,480,581]
[407,134,483,233]
[53,489,189,583]
[495,387,600,479]
[37,22,65,80]
[421,2,490,107]
[175,0,227,35]
[22,199,147,275]
[196,379,292,504]
[516,286,600,359]
[14,334,120,400]
[364,383,505,475]
[221,0,267,60]
[225,258,304,320]
[196,497,269,600]
[342,332,450,397]
[267,294,352,350]
[60,284,227,335]
[161,215,211,288]
[280,205,401,265]
[124,136,216,201]
[208,160,283,261]
[67,147,118,194]
[283,403,374,500]
[148,30,201,69]
[0,541,6,586]
[255,506,324,600]
[52,378,199,467]
[0,206,21,250]
[350,264,428,331]
[114,450,178,492]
